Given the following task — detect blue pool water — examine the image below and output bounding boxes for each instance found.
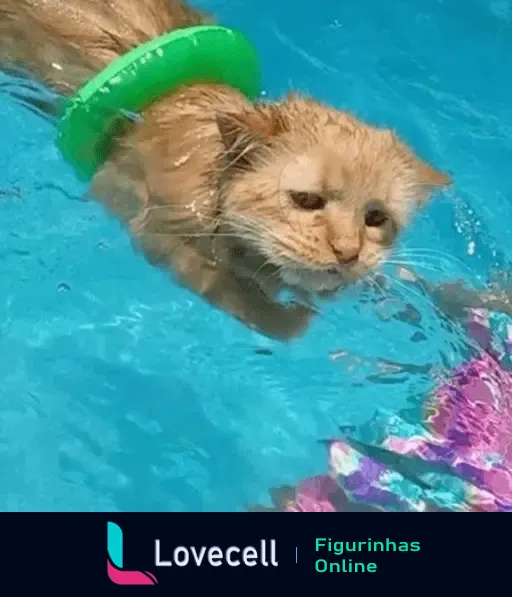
[0,0,511,511]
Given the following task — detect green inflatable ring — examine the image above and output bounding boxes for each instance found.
[56,25,262,180]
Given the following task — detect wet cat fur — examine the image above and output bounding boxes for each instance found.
[0,0,451,340]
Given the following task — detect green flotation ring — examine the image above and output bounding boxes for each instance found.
[56,25,262,180]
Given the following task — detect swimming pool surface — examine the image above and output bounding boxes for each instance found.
[0,0,511,511]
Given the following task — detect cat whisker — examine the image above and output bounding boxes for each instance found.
[381,259,449,276]
[135,231,241,240]
[389,253,458,270]
[228,213,302,257]
[257,267,284,294]
[392,248,475,278]
[246,258,276,292]
[377,272,484,354]
[229,211,324,258]
[362,272,387,296]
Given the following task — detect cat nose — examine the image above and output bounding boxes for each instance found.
[330,242,360,264]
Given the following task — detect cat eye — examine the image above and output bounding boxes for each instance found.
[289,191,326,211]
[365,209,388,227]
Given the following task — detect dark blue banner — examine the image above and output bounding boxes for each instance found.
[1,513,504,590]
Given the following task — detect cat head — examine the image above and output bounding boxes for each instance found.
[216,95,450,293]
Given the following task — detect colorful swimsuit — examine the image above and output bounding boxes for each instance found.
[257,309,512,513]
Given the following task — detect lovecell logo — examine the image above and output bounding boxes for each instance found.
[107,522,158,585]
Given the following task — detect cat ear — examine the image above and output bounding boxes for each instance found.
[216,108,287,169]
[416,160,452,189]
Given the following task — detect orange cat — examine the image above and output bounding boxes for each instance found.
[0,0,450,340]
